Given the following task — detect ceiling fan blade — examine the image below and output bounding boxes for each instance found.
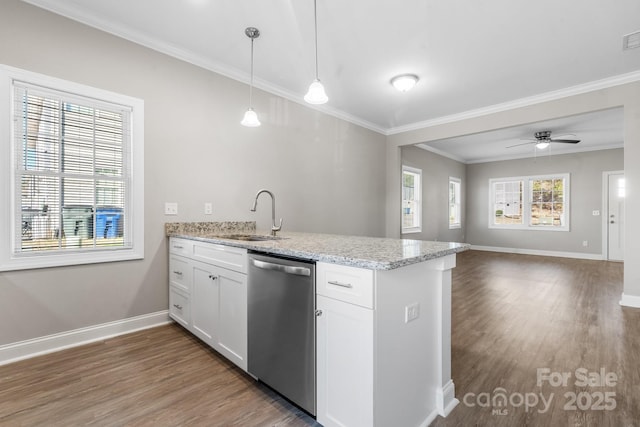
[550,139,581,144]
[551,133,577,140]
[507,141,535,148]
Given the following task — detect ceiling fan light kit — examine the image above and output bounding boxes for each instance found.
[391,74,419,92]
[241,26,261,127]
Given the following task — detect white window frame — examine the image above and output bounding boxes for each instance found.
[402,165,422,234]
[449,177,461,229]
[0,64,144,271]
[488,173,570,231]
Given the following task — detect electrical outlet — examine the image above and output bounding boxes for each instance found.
[592,210,600,216]
[583,240,589,247]
[204,202,213,215]
[404,303,420,323]
[164,202,178,215]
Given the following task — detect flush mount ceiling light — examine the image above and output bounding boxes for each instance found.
[304,0,328,105]
[535,141,550,150]
[241,27,261,127]
[391,74,419,92]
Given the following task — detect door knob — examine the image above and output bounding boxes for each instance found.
[610,220,615,224]
[315,309,323,317]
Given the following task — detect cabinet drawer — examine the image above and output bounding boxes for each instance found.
[192,242,247,273]
[169,286,190,327]
[169,237,192,257]
[169,255,190,292]
[317,262,374,309]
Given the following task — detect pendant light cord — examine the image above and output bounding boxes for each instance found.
[313,0,319,80]
[249,37,254,107]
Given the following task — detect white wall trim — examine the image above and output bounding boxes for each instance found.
[620,293,640,308]
[20,0,387,135]
[436,379,459,417]
[387,70,640,135]
[0,310,171,366]
[471,245,604,260]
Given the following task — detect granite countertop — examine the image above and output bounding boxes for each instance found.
[166,222,470,270]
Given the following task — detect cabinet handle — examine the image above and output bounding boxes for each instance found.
[173,245,184,249]
[173,270,183,276]
[173,304,183,310]
[315,309,323,317]
[328,280,353,289]
[208,274,218,280]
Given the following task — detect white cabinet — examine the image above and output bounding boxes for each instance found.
[316,257,457,427]
[316,262,374,427]
[317,294,373,427]
[168,237,248,371]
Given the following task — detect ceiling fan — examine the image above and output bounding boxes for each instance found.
[508,131,581,150]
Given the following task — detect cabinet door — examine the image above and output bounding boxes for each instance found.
[215,268,248,371]
[317,295,374,427]
[191,262,219,346]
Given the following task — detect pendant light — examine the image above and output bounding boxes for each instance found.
[304,0,328,104]
[241,27,261,127]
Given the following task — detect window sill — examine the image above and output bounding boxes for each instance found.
[0,248,144,272]
[402,227,422,234]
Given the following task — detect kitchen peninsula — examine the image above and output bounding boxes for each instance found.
[166,222,469,427]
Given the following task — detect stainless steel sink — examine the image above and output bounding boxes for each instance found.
[219,234,286,241]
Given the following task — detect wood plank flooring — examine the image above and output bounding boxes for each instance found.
[0,323,319,426]
[433,250,637,427]
[1,250,637,426]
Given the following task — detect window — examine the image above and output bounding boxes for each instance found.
[402,166,422,233]
[449,177,461,229]
[0,65,144,271]
[489,174,569,231]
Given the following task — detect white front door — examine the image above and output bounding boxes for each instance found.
[607,172,625,261]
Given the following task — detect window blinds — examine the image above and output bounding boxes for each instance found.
[14,82,132,253]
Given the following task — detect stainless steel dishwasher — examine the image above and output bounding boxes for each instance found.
[248,252,316,415]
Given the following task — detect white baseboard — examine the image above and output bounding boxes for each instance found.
[436,379,459,417]
[0,310,171,366]
[471,245,604,261]
[620,293,640,308]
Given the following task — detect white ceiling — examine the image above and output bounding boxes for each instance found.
[22,0,640,161]
[419,108,625,164]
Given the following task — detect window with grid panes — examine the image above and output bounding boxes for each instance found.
[0,65,144,271]
[489,174,569,231]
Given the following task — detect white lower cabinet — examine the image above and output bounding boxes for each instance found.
[316,262,375,427]
[169,237,248,371]
[316,294,373,427]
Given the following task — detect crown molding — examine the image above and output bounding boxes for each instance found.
[386,70,640,136]
[21,0,640,137]
[21,0,387,135]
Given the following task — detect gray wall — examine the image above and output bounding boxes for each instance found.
[465,149,623,254]
[400,146,465,242]
[385,84,640,302]
[0,0,386,345]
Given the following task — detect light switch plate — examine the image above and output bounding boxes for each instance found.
[204,202,213,215]
[164,202,178,215]
[592,210,600,216]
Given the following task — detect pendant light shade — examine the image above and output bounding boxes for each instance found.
[304,79,328,104]
[241,27,261,127]
[536,141,550,150]
[241,107,260,127]
[305,0,328,105]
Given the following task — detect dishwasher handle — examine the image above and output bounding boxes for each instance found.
[251,258,311,277]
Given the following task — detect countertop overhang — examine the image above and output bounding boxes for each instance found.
[166,223,469,270]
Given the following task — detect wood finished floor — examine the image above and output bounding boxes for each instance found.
[0,250,637,426]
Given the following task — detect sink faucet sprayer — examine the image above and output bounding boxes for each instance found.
[250,189,283,237]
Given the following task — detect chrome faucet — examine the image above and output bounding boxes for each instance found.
[250,189,283,236]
